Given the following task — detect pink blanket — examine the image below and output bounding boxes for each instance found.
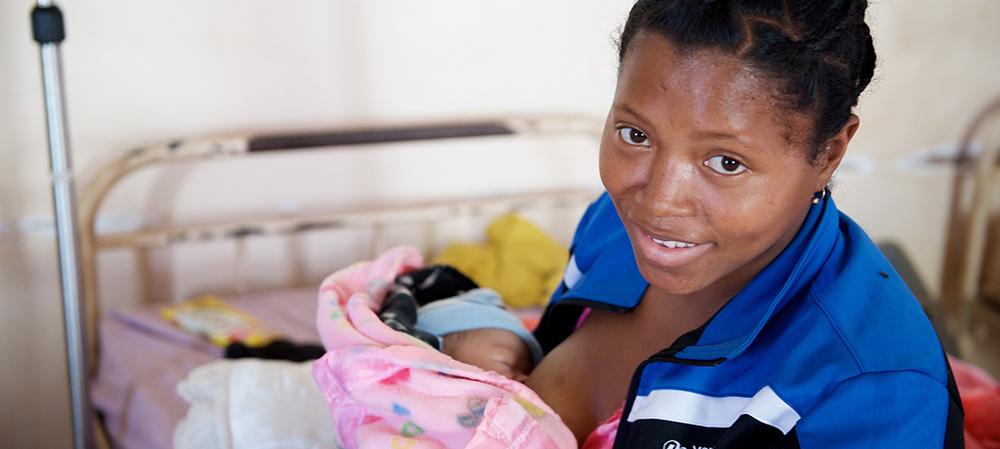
[312,246,577,449]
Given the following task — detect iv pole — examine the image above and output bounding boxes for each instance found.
[31,2,95,448]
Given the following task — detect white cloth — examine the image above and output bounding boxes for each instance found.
[174,359,337,449]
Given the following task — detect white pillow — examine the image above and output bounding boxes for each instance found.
[175,359,337,449]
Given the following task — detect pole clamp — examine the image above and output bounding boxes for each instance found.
[32,5,65,44]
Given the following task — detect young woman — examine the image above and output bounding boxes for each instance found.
[527,1,964,447]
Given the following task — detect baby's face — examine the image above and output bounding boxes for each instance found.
[441,328,533,382]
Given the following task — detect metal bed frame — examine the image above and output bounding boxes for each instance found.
[79,114,604,448]
[940,97,1000,375]
[28,2,606,447]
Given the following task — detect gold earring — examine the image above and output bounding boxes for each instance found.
[811,189,828,204]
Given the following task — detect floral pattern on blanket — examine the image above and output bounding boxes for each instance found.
[311,245,576,449]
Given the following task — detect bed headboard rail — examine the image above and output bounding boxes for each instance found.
[93,189,598,252]
[79,114,603,373]
[247,123,514,152]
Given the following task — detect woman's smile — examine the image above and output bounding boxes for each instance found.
[630,221,712,269]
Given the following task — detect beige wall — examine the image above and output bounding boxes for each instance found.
[2,0,998,446]
[839,0,1000,296]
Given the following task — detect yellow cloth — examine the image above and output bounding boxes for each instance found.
[431,214,568,309]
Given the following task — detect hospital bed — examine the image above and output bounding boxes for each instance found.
[79,115,604,449]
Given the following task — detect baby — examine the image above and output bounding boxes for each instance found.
[312,250,576,449]
[378,265,543,382]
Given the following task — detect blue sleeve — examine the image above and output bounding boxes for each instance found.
[795,370,963,448]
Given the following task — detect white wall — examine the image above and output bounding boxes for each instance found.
[2,0,998,446]
[837,0,1000,297]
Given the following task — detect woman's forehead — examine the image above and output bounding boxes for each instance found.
[616,32,810,146]
[619,34,770,113]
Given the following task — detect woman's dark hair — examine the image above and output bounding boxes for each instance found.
[618,0,876,162]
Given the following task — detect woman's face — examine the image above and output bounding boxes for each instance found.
[600,32,850,301]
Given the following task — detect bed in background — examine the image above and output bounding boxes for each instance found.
[79,115,604,449]
[940,97,1000,381]
[933,95,1000,449]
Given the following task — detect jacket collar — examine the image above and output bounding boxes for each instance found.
[674,197,841,361]
[561,194,842,362]
[558,193,647,312]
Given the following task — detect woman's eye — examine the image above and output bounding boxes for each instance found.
[618,127,650,147]
[705,155,747,175]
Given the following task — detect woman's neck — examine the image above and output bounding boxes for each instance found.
[636,283,733,344]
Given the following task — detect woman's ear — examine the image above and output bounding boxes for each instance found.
[817,114,860,185]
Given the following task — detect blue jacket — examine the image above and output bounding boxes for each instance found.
[534,193,963,448]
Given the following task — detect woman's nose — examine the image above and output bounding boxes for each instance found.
[638,158,698,218]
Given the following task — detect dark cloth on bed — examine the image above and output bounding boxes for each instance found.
[225,340,326,362]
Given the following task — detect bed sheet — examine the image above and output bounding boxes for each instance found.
[91,287,322,449]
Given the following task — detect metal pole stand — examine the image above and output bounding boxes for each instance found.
[31,2,95,449]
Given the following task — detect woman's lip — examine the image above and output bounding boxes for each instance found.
[633,226,711,268]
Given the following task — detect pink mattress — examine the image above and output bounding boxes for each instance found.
[90,287,322,449]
